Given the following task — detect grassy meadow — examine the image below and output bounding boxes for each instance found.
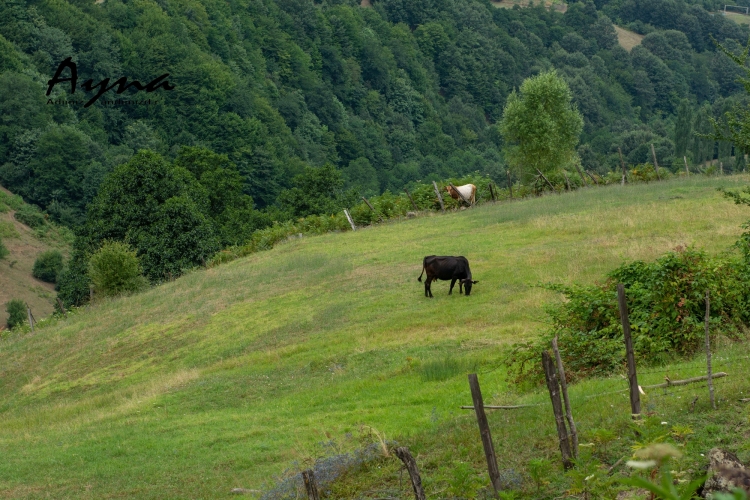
[1,176,750,499]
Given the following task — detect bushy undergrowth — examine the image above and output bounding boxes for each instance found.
[505,247,750,387]
[88,241,148,298]
[5,299,26,330]
[32,250,64,283]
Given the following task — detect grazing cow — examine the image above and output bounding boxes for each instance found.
[417,255,478,297]
[445,184,476,205]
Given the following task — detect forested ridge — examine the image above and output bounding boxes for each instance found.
[2,0,750,305]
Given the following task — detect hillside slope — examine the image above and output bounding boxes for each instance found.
[0,177,748,498]
[0,186,72,325]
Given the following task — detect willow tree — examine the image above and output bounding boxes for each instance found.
[499,70,583,183]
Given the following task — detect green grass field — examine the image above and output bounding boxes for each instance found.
[2,176,750,499]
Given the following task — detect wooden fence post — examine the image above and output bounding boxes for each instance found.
[403,189,418,212]
[574,162,588,186]
[618,148,627,185]
[301,470,320,500]
[650,143,661,181]
[563,171,571,191]
[507,171,514,200]
[705,290,716,409]
[394,447,426,500]
[684,156,690,176]
[586,170,599,186]
[468,373,502,495]
[617,284,641,419]
[542,351,573,470]
[56,297,67,318]
[432,181,445,213]
[720,162,724,176]
[362,197,384,222]
[26,305,34,333]
[448,183,471,206]
[536,168,555,191]
[343,209,356,231]
[488,182,496,202]
[552,337,578,459]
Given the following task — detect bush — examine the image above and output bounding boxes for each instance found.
[13,204,46,228]
[505,247,749,387]
[0,236,7,260]
[5,299,26,330]
[88,241,148,298]
[56,251,91,307]
[32,250,64,283]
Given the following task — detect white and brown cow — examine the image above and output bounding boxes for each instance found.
[445,184,476,205]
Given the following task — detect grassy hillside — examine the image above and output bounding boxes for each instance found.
[1,176,749,499]
[614,25,644,52]
[0,187,73,325]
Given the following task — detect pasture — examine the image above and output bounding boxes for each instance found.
[614,25,644,52]
[1,176,749,498]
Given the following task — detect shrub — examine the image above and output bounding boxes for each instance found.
[13,204,46,228]
[5,299,26,329]
[0,236,7,260]
[56,251,91,307]
[32,250,64,283]
[505,247,749,387]
[88,241,148,297]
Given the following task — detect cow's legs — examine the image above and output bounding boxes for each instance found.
[425,277,434,298]
[459,280,464,294]
[449,278,457,295]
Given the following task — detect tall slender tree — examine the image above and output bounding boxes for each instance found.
[499,71,583,182]
[674,99,693,159]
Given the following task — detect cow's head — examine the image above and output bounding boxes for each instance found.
[462,279,478,296]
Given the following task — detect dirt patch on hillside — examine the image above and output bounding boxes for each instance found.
[614,25,644,52]
[0,186,70,324]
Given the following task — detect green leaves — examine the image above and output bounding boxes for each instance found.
[499,70,583,183]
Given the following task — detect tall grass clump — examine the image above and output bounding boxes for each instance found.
[419,356,477,382]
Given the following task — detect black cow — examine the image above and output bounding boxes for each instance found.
[417,255,478,297]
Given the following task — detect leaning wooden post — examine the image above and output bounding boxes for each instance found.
[684,156,690,176]
[56,297,67,318]
[535,168,555,191]
[617,284,641,419]
[507,171,514,200]
[394,447,426,500]
[343,209,356,231]
[586,170,599,186]
[650,143,661,180]
[552,337,578,459]
[448,183,471,206]
[563,171,571,191]
[403,189,418,212]
[720,162,724,176]
[618,148,627,185]
[705,290,716,409]
[574,162,588,186]
[432,181,445,213]
[468,374,502,495]
[26,305,34,333]
[488,182,496,202]
[362,197,384,222]
[542,351,573,470]
[301,470,320,500]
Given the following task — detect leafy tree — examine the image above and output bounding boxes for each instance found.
[32,250,64,283]
[88,241,148,297]
[499,70,583,182]
[5,299,26,330]
[277,163,358,217]
[55,250,91,308]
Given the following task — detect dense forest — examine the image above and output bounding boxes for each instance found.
[2,0,750,304]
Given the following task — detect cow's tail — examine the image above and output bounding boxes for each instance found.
[417,264,425,282]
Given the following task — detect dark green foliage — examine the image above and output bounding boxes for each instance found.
[506,247,749,386]
[88,241,148,297]
[5,299,26,330]
[277,163,359,218]
[13,204,46,229]
[32,250,64,283]
[674,99,693,159]
[55,250,91,308]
